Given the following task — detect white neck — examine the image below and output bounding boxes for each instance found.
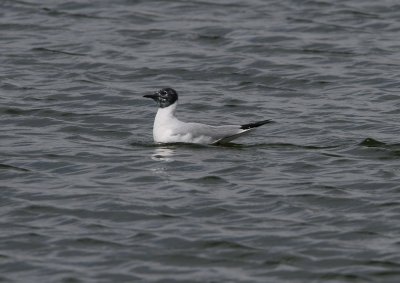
[153,102,181,142]
[154,102,179,126]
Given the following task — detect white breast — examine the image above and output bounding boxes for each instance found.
[152,104,180,143]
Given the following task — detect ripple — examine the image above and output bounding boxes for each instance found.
[31,47,86,56]
[0,163,30,172]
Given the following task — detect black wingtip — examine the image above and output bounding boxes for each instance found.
[240,119,273,130]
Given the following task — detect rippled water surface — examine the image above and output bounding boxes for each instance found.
[2,0,400,282]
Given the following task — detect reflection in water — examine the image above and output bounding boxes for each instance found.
[151,147,175,162]
[150,147,175,175]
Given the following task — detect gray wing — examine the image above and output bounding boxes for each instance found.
[173,122,250,143]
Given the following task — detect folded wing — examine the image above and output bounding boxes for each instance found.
[172,119,272,144]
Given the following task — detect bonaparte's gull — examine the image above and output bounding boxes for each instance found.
[144,88,272,144]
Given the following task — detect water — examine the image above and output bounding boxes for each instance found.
[1,0,400,282]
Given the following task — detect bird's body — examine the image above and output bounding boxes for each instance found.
[144,88,272,145]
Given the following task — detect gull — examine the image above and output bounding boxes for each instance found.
[143,88,272,144]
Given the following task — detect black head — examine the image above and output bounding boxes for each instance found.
[143,88,178,108]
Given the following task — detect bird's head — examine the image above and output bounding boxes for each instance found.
[143,88,178,108]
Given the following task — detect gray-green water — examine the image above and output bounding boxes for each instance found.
[1,0,400,282]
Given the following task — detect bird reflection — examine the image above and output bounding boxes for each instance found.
[151,147,174,162]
